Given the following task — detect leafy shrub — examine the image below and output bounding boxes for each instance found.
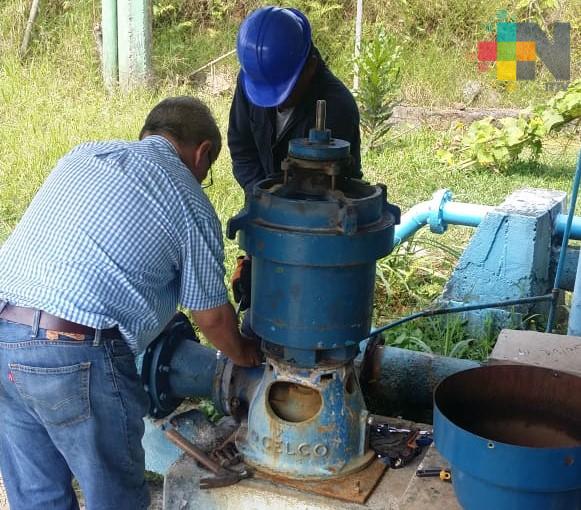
[438,79,581,170]
[355,28,402,150]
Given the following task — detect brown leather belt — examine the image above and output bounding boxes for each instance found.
[0,302,119,339]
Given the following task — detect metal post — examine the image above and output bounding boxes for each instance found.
[130,0,152,85]
[117,0,130,88]
[101,0,118,89]
[118,0,152,90]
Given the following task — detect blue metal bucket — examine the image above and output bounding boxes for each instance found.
[434,365,581,510]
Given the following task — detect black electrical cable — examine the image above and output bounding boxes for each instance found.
[370,293,553,337]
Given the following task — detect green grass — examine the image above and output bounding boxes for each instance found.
[382,315,498,361]
[1,0,579,358]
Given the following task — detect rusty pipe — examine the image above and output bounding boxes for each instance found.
[164,427,223,474]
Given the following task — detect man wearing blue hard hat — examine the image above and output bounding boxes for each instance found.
[228,6,362,321]
[228,5,362,195]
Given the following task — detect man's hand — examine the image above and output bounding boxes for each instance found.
[231,256,251,312]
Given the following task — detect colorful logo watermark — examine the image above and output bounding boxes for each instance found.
[477,11,570,86]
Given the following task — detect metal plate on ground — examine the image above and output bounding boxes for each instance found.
[255,458,387,504]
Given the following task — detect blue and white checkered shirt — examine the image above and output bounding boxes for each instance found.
[0,135,228,353]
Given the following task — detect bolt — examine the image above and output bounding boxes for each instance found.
[160,393,167,401]
[230,397,240,409]
[158,365,170,373]
[367,416,375,426]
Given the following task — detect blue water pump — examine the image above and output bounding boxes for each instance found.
[142,101,401,479]
[226,100,400,478]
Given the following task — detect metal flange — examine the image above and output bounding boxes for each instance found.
[141,312,200,418]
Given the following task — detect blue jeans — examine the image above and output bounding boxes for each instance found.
[0,318,150,510]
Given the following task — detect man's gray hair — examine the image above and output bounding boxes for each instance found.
[140,96,222,164]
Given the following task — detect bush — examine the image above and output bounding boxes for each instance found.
[355,28,402,150]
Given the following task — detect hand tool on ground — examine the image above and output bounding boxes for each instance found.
[369,423,433,468]
[209,428,242,468]
[164,426,250,489]
[416,468,452,482]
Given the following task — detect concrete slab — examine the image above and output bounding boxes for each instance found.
[163,447,460,510]
[490,329,581,377]
[395,446,459,510]
[163,419,461,510]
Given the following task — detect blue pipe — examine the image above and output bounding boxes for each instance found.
[438,201,491,227]
[394,189,581,246]
[554,214,581,239]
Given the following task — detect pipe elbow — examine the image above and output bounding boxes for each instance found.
[394,189,453,245]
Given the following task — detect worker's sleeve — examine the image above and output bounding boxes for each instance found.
[326,100,362,179]
[178,211,229,311]
[228,75,266,194]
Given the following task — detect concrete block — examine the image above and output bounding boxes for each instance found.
[441,188,566,332]
[490,328,581,377]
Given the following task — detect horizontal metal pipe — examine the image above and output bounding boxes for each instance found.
[554,214,581,240]
[364,346,480,421]
[168,340,218,399]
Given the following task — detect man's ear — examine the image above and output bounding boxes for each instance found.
[192,140,213,169]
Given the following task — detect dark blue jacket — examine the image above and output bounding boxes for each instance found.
[228,52,362,195]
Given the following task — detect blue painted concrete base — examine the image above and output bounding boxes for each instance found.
[441,188,566,332]
[143,418,182,475]
[143,409,237,475]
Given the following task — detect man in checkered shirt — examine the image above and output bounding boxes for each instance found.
[0,96,260,509]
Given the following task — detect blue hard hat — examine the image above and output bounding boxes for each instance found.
[236,6,312,107]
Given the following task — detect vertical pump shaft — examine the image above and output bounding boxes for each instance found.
[316,100,326,131]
